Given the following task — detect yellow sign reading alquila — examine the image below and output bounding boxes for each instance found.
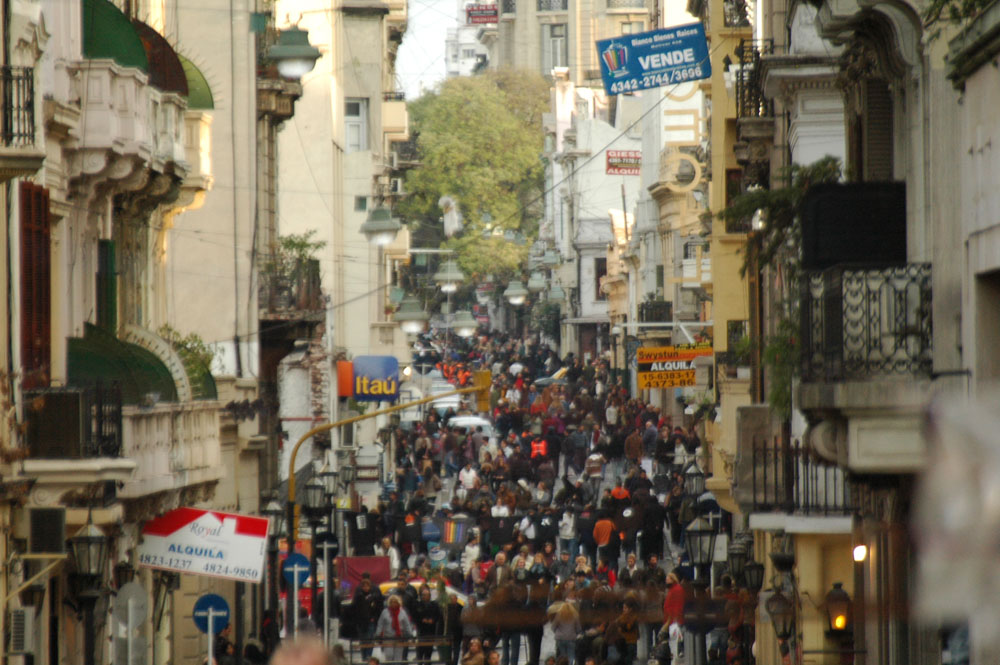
[635,343,713,389]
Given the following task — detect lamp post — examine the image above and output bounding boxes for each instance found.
[393,295,429,334]
[503,280,528,306]
[452,310,478,338]
[68,516,109,665]
[262,496,285,615]
[684,461,706,497]
[302,477,327,618]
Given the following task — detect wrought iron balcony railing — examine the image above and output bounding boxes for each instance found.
[383,91,405,102]
[747,437,853,515]
[735,39,773,120]
[800,263,932,382]
[24,384,123,458]
[502,0,515,12]
[639,299,672,323]
[537,0,567,10]
[1,66,35,146]
[608,0,646,8]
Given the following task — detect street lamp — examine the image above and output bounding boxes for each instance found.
[765,588,796,641]
[526,271,546,294]
[262,497,285,614]
[452,310,478,338]
[433,259,464,294]
[684,461,706,497]
[68,516,109,665]
[547,283,565,302]
[503,280,528,306]
[684,516,718,580]
[727,539,748,585]
[825,582,851,634]
[302,477,328,616]
[393,295,429,334]
[361,205,402,246]
[267,25,321,79]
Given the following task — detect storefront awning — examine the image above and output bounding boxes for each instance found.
[82,0,148,71]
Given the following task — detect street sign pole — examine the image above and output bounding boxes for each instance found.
[193,594,230,665]
[128,596,134,665]
[208,612,214,665]
[323,554,329,646]
[293,570,300,638]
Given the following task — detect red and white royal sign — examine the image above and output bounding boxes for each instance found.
[138,507,269,583]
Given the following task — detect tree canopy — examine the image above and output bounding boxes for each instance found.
[400,69,549,281]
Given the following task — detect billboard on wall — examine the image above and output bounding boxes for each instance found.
[606,150,641,175]
[466,4,497,23]
[635,343,713,389]
[337,356,400,401]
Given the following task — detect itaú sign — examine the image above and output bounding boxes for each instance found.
[337,355,400,401]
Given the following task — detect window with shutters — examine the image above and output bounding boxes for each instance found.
[345,98,369,153]
[20,182,50,389]
[848,78,894,182]
[542,24,568,74]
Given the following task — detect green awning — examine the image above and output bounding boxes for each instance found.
[82,0,148,71]
[68,323,178,404]
[179,55,214,109]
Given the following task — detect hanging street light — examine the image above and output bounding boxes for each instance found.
[526,271,546,293]
[267,25,322,79]
[765,588,796,641]
[452,310,479,338]
[434,259,465,293]
[360,205,402,245]
[68,515,109,665]
[684,516,718,578]
[393,295,429,334]
[504,279,528,306]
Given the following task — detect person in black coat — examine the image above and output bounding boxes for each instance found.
[415,585,443,665]
[350,575,385,658]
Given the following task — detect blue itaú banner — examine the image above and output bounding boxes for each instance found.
[596,23,711,95]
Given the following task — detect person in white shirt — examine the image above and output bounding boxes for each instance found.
[491,497,511,517]
[461,533,481,577]
[375,536,402,579]
[458,462,479,491]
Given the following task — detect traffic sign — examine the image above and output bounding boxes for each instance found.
[193,593,230,634]
[282,552,311,587]
[113,582,149,625]
[314,531,340,563]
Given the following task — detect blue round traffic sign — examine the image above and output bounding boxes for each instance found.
[282,552,311,586]
[192,593,230,635]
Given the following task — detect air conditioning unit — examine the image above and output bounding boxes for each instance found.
[9,608,36,654]
[390,178,405,195]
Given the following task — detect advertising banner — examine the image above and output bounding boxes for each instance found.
[635,343,713,389]
[595,23,711,96]
[139,507,269,583]
[606,150,641,175]
[466,4,497,23]
[337,355,400,401]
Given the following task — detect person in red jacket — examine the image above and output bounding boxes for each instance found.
[662,570,686,662]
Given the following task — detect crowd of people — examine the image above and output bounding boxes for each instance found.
[266,332,749,665]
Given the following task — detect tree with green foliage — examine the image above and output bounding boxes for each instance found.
[399,69,549,282]
[717,156,841,419]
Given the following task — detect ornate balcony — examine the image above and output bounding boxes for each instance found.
[639,299,672,323]
[23,384,123,459]
[800,263,932,382]
[735,39,773,120]
[501,0,516,14]
[259,257,325,321]
[537,0,567,10]
[739,437,853,515]
[723,0,751,27]
[0,65,44,181]
[607,0,646,8]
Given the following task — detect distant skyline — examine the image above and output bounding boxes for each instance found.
[397,0,456,100]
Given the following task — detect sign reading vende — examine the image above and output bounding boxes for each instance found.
[139,507,268,583]
[636,343,713,389]
[595,23,711,96]
[606,150,641,175]
[466,4,497,23]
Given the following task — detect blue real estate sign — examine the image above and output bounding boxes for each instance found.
[596,23,711,95]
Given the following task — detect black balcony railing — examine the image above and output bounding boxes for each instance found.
[639,299,672,323]
[502,0,516,12]
[259,257,324,316]
[1,66,35,146]
[537,0,567,10]
[749,438,853,515]
[735,39,773,120]
[24,384,123,458]
[392,138,420,165]
[383,91,405,102]
[800,263,932,382]
[608,0,646,8]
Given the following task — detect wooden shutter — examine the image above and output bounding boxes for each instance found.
[863,79,894,182]
[19,182,50,389]
[97,239,117,331]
